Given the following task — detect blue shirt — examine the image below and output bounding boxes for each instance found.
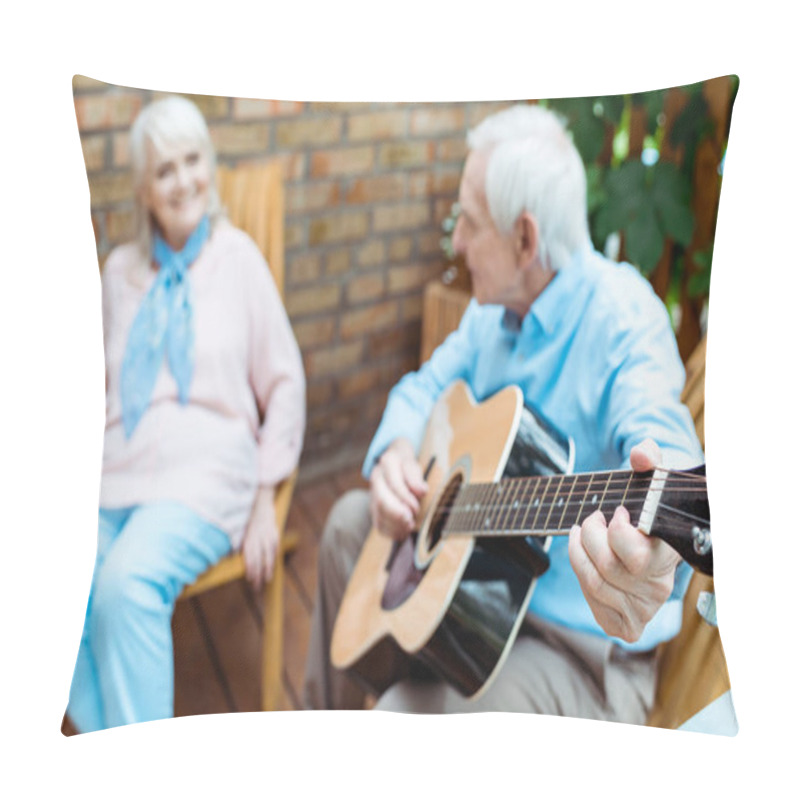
[363,249,704,651]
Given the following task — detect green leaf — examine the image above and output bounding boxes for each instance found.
[632,88,667,134]
[624,201,664,274]
[668,92,711,150]
[548,96,608,163]
[650,162,694,246]
[687,269,711,298]
[585,164,606,216]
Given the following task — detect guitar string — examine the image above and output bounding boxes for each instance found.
[432,484,708,515]
[431,496,710,535]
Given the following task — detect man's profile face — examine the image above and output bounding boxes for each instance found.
[452,150,519,308]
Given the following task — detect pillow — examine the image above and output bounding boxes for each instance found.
[65,76,737,738]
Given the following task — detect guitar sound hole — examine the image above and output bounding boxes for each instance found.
[422,472,464,557]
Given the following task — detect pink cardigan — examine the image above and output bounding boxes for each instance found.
[100,221,306,548]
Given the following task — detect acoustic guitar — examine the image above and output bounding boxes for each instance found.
[331,380,712,700]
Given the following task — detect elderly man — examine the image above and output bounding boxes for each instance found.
[303,104,703,722]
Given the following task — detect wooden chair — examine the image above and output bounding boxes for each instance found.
[178,161,296,712]
[646,336,733,729]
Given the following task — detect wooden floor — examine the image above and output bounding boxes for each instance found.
[172,466,367,717]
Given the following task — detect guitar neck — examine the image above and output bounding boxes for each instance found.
[443,470,652,538]
[440,466,712,575]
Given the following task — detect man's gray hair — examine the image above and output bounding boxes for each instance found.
[467,104,591,272]
[129,95,224,258]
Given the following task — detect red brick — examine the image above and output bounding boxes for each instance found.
[285,221,305,250]
[410,107,466,136]
[74,92,143,132]
[435,198,457,224]
[306,380,335,407]
[325,249,352,276]
[112,132,129,167]
[388,236,414,262]
[430,169,462,196]
[309,211,369,246]
[80,134,106,172]
[308,102,368,113]
[89,172,133,206]
[286,284,341,317]
[311,147,374,178]
[270,152,307,181]
[368,322,421,360]
[73,75,109,91]
[437,137,468,163]
[356,240,386,269]
[304,341,365,378]
[407,167,459,200]
[373,202,430,233]
[106,208,136,244]
[468,102,517,127]
[418,231,445,257]
[287,253,323,284]
[347,110,408,141]
[340,300,399,339]
[388,263,430,295]
[292,316,337,349]
[401,295,423,322]
[233,98,304,119]
[338,366,383,400]
[346,174,405,204]
[210,123,270,156]
[287,181,340,215]
[183,94,229,120]
[347,273,386,304]
[378,141,434,169]
[148,92,229,120]
[275,117,343,148]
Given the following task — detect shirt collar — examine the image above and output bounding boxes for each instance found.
[502,249,591,337]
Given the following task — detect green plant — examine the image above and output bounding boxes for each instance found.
[546,80,736,329]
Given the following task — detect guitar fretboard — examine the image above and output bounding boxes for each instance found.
[442,470,654,538]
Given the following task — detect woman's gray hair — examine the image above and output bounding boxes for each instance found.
[467,104,591,272]
[129,95,223,258]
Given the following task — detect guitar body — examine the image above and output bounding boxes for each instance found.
[331,380,573,699]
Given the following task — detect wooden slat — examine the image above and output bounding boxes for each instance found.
[420,282,471,363]
[647,334,731,729]
[172,598,232,718]
[295,481,340,537]
[192,581,263,714]
[282,564,313,709]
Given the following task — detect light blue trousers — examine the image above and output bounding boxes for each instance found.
[67,502,231,733]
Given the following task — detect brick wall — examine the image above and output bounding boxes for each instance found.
[72,76,513,479]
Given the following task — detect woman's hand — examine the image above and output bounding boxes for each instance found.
[242,486,280,590]
[568,439,683,642]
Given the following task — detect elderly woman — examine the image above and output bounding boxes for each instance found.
[66,96,305,733]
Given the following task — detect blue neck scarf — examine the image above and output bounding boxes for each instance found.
[120,215,210,438]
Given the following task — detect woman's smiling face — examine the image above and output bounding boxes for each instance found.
[141,138,211,252]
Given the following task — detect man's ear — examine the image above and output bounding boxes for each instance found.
[514,212,539,269]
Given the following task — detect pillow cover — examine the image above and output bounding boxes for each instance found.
[65,76,738,736]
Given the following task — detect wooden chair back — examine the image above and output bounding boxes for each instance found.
[216,161,285,297]
[646,336,733,728]
[179,159,293,712]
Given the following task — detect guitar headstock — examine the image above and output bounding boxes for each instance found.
[648,465,713,576]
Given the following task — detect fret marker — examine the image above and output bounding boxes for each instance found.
[534,498,540,508]
[557,498,563,507]
[592,494,598,504]
[484,517,492,528]
[513,500,519,510]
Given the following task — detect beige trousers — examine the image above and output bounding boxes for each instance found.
[303,489,658,723]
